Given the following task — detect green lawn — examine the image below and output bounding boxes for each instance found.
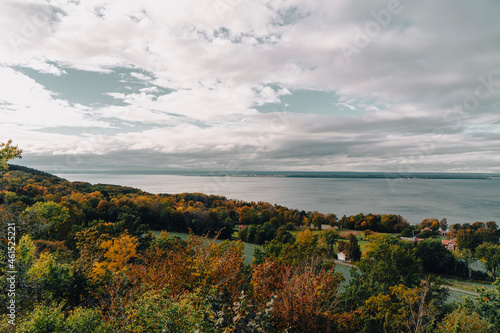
[152,231,261,265]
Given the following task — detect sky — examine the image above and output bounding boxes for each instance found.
[1,0,500,173]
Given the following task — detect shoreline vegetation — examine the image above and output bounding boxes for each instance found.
[1,164,499,332]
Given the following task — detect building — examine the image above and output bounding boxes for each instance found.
[337,250,347,262]
[442,239,458,250]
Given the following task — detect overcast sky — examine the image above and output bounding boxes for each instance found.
[1,0,500,173]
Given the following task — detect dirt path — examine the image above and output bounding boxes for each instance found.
[442,285,478,296]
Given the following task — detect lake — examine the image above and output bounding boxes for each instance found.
[56,174,499,225]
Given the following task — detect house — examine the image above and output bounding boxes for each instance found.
[238,225,248,230]
[442,239,458,250]
[337,250,347,262]
[439,230,448,237]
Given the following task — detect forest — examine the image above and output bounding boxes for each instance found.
[0,159,499,332]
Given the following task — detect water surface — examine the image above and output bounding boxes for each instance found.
[57,174,499,225]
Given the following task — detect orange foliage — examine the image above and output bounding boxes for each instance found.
[128,235,244,299]
[252,260,345,332]
[91,233,138,279]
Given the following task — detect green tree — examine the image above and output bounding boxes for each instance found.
[456,228,478,251]
[440,218,448,231]
[24,202,70,240]
[346,233,361,262]
[476,243,500,277]
[416,238,455,274]
[460,248,475,279]
[318,229,339,257]
[0,140,22,170]
[341,235,423,310]
[362,235,422,287]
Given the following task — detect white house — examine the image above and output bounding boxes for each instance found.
[337,250,347,262]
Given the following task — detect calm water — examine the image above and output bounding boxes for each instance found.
[56,174,499,225]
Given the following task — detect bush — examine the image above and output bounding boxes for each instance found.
[18,304,65,333]
[65,307,110,333]
[17,304,110,333]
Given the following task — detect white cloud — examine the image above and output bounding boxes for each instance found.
[1,0,499,172]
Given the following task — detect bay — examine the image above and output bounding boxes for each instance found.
[56,174,499,225]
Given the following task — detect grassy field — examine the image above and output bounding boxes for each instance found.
[152,231,261,265]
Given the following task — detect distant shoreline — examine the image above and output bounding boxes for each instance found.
[48,170,500,180]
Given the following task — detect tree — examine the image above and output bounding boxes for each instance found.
[312,212,326,230]
[341,235,423,310]
[440,218,448,231]
[456,228,478,251]
[436,308,491,332]
[318,229,339,257]
[460,248,475,279]
[346,233,361,262]
[486,221,498,231]
[91,233,138,279]
[0,140,22,170]
[364,278,447,333]
[476,242,500,277]
[358,235,422,288]
[415,239,455,274]
[24,202,70,240]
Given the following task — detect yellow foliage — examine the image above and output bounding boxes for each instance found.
[296,228,314,244]
[91,233,138,279]
[28,252,54,281]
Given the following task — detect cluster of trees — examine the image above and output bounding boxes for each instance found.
[398,218,500,280]
[337,213,410,233]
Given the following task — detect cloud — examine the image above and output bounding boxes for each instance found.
[1,0,499,172]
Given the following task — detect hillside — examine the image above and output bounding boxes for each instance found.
[1,165,499,332]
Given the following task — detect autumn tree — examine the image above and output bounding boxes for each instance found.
[91,233,138,279]
[251,259,344,332]
[436,308,491,333]
[0,140,22,170]
[364,278,447,332]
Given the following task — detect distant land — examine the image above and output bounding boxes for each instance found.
[46,169,500,180]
